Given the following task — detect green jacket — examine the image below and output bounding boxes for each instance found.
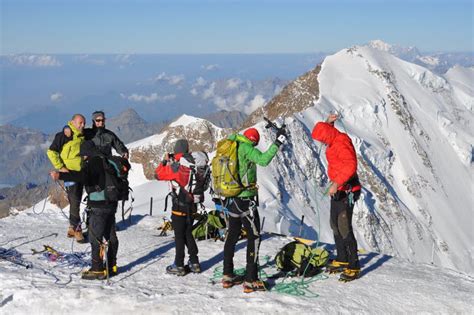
[47,122,84,171]
[228,134,279,198]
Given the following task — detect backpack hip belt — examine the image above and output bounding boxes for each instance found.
[172,210,188,217]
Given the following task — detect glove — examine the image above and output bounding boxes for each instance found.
[274,129,287,147]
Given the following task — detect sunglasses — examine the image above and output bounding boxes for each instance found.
[95,119,105,122]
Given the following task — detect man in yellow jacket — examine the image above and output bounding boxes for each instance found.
[47,114,86,242]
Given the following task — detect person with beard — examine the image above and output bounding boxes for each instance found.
[83,111,129,158]
[47,114,86,242]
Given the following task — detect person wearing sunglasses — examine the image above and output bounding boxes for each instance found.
[83,111,129,159]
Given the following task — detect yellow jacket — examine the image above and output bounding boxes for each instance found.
[47,122,84,171]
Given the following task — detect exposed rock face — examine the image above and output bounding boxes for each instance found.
[0,125,52,186]
[0,183,50,218]
[105,108,166,144]
[203,110,247,129]
[242,65,321,129]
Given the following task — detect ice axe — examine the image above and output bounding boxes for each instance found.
[264,117,286,134]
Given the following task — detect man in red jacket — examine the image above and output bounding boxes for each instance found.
[312,113,362,282]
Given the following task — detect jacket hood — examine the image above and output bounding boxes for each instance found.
[313,122,339,145]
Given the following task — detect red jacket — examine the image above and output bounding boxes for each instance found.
[312,122,358,189]
[155,153,191,188]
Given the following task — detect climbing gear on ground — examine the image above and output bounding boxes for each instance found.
[192,210,227,241]
[158,217,173,236]
[275,241,329,277]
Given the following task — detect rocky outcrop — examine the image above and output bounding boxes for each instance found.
[203,110,247,129]
[0,125,52,186]
[0,183,51,218]
[106,108,166,144]
[242,65,321,129]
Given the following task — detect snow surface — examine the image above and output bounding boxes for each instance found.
[1,176,473,314]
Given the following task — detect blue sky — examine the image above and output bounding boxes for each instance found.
[1,0,473,54]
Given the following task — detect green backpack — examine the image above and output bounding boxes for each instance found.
[192,210,226,241]
[275,241,329,277]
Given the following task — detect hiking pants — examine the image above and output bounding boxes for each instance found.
[223,197,261,282]
[65,183,83,227]
[171,214,199,267]
[330,193,359,269]
[89,205,119,271]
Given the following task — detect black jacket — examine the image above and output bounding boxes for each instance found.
[59,156,116,209]
[84,127,128,157]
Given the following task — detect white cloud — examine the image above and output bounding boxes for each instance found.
[226,78,242,90]
[194,77,207,87]
[75,55,106,65]
[168,75,185,85]
[153,72,185,86]
[114,54,133,65]
[202,82,216,100]
[201,64,219,71]
[9,55,62,67]
[244,94,266,114]
[212,91,250,112]
[190,88,199,96]
[50,92,63,102]
[120,92,176,103]
[233,91,249,107]
[213,96,227,109]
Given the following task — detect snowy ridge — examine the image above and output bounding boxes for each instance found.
[262,45,473,274]
[0,182,472,313]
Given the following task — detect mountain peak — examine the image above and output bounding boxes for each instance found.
[366,39,420,59]
[169,114,209,128]
[111,108,145,124]
[368,39,393,52]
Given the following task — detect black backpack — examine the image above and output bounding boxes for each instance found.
[88,156,131,202]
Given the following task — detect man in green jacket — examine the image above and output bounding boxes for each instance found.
[222,127,287,293]
[47,114,86,242]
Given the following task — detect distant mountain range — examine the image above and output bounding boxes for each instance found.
[0,108,245,216]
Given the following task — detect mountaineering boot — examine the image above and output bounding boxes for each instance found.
[67,226,75,238]
[326,260,349,274]
[82,269,106,280]
[74,228,85,243]
[108,265,118,277]
[188,261,201,274]
[166,263,188,276]
[222,274,244,289]
[243,280,266,293]
[339,268,361,282]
